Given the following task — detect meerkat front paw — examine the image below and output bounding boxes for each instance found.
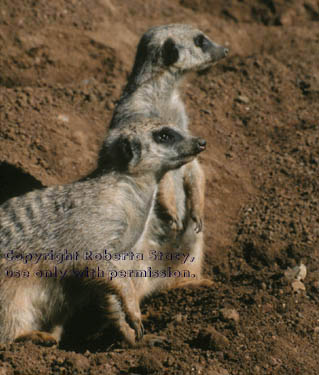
[118,317,144,347]
[125,310,144,342]
[169,215,184,233]
[131,318,144,341]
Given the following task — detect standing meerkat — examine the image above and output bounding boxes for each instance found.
[100,24,228,299]
[0,119,206,346]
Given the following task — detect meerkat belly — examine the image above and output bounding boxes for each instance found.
[171,168,187,221]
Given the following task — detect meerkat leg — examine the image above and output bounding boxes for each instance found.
[183,159,205,233]
[113,277,144,342]
[157,172,183,232]
[82,277,143,347]
[169,228,214,289]
[0,280,64,346]
[103,278,169,348]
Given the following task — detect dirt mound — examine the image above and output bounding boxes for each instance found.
[0,0,318,374]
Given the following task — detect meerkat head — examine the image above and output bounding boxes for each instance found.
[130,24,228,81]
[147,125,206,179]
[100,119,206,181]
[120,120,206,180]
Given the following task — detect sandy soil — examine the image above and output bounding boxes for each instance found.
[0,0,318,374]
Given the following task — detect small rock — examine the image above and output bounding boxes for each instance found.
[173,313,187,323]
[314,327,319,334]
[312,280,319,289]
[191,364,204,373]
[57,114,69,123]
[220,308,240,323]
[296,263,307,281]
[291,279,306,292]
[270,356,282,366]
[235,95,249,104]
[284,263,307,281]
[262,303,273,313]
[280,9,296,26]
[197,326,229,351]
[136,353,163,374]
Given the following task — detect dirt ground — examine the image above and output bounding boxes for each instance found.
[0,0,319,374]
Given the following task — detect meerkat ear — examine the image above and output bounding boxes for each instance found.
[162,38,179,66]
[127,137,142,167]
[116,136,142,169]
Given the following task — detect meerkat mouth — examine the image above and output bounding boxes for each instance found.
[178,147,206,161]
[171,153,196,163]
[197,60,218,74]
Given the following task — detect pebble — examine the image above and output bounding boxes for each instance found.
[57,114,69,123]
[220,308,240,323]
[236,95,250,104]
[137,353,163,373]
[291,279,306,292]
[280,9,296,26]
[174,313,187,323]
[197,326,229,351]
[312,280,319,289]
[284,263,307,281]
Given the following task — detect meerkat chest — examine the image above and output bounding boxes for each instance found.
[114,182,156,249]
[163,90,188,131]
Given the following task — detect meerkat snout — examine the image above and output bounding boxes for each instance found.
[196,35,228,63]
[171,134,207,169]
[185,136,206,156]
[196,138,206,152]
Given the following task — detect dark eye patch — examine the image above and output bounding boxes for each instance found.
[152,127,183,145]
[194,34,210,52]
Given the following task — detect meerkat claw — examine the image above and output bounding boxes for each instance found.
[193,217,203,233]
[132,320,144,341]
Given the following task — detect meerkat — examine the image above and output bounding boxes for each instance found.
[0,119,206,346]
[100,24,228,298]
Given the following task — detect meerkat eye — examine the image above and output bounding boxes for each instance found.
[160,133,170,142]
[194,34,209,51]
[156,132,173,143]
[152,127,183,145]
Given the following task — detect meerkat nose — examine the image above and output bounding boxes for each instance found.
[197,138,206,152]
